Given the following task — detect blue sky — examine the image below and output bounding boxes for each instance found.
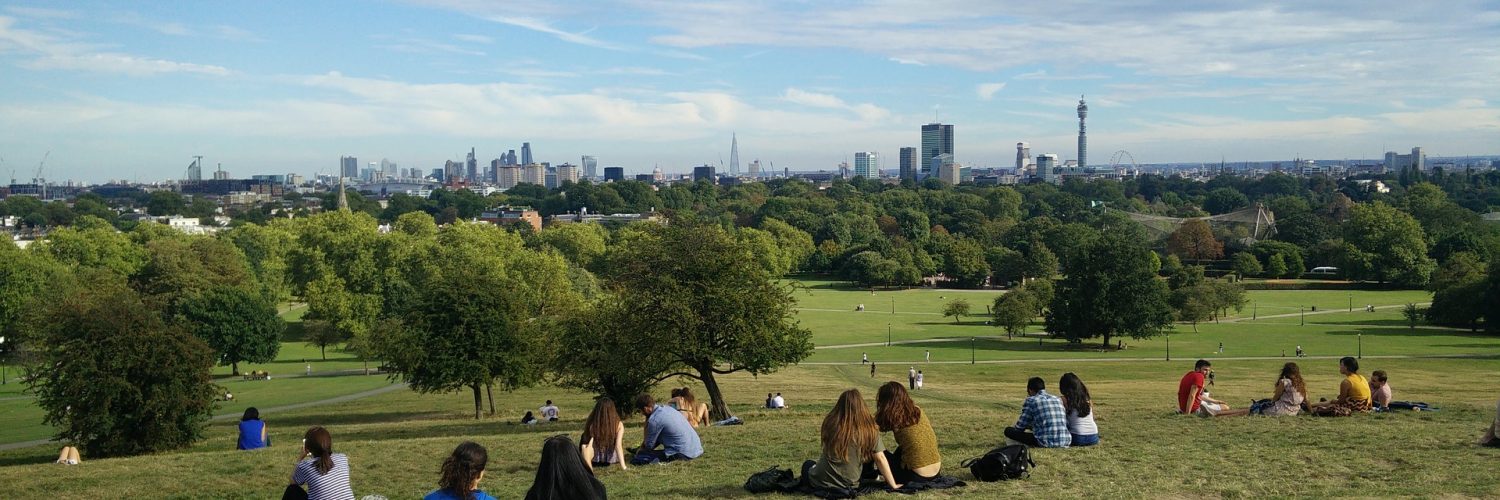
[1,0,1498,182]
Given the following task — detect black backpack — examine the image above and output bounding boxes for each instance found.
[961,444,1035,481]
[744,465,798,493]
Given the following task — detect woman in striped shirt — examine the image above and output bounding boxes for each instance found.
[290,426,355,500]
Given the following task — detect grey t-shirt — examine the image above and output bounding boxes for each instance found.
[808,436,885,490]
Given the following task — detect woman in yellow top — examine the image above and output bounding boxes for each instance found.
[1311,356,1372,416]
[871,382,941,482]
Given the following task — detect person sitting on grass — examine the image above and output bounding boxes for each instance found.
[526,435,607,500]
[540,400,560,422]
[580,398,627,471]
[774,393,787,409]
[1059,373,1099,446]
[1004,377,1071,448]
[1369,370,1392,410]
[1260,362,1309,417]
[1311,356,1372,416]
[766,393,775,409]
[54,446,80,466]
[871,382,941,483]
[1178,359,1231,416]
[237,407,269,450]
[630,393,703,465]
[674,387,710,428]
[1480,397,1500,448]
[424,441,495,500]
[801,389,903,492]
[289,426,355,500]
[521,411,538,425]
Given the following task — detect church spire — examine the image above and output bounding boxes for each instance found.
[337,173,349,211]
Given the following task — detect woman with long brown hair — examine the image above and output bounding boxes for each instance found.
[289,426,354,500]
[675,387,710,428]
[873,382,942,482]
[1261,362,1308,416]
[580,398,627,471]
[424,441,495,500]
[802,389,902,491]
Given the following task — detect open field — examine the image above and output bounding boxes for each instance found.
[1,281,1498,498]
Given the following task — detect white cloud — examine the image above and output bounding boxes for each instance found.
[453,33,493,44]
[2,6,76,19]
[977,82,1005,100]
[782,88,891,121]
[889,57,924,66]
[0,16,231,76]
[487,15,623,50]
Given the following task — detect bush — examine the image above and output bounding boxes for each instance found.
[22,271,219,457]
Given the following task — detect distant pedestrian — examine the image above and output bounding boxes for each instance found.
[908,366,917,390]
[870,363,877,378]
[1296,345,1304,357]
[916,371,924,390]
[862,353,868,364]
[1218,342,1224,354]
[925,350,930,362]
[306,363,312,376]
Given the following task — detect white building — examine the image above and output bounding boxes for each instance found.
[854,152,880,178]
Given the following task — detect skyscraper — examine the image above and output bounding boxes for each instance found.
[187,157,203,181]
[581,155,598,179]
[1077,96,1088,168]
[504,150,517,166]
[932,154,958,184]
[854,152,879,178]
[556,163,579,185]
[693,165,715,181]
[466,148,478,182]
[1015,142,1031,173]
[729,133,740,176]
[340,156,358,179]
[1038,153,1061,184]
[920,123,953,174]
[899,147,917,180]
[748,159,761,178]
[603,166,624,182]
[521,142,533,166]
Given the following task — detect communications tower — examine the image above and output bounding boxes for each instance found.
[1077,96,1088,168]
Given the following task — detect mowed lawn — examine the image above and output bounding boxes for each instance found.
[1,359,1498,498]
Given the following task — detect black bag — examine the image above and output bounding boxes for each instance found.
[281,484,309,500]
[744,465,798,493]
[961,444,1035,481]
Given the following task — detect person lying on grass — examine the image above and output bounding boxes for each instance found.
[630,393,703,465]
[526,435,606,500]
[801,389,902,491]
[425,441,495,500]
[1059,373,1100,445]
[871,382,942,482]
[1310,357,1372,416]
[1004,377,1072,447]
[580,398,627,471]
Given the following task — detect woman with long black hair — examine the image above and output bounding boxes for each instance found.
[289,426,354,500]
[425,441,495,500]
[1058,373,1099,446]
[525,435,607,500]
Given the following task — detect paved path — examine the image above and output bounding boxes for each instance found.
[800,353,1498,366]
[1221,303,1428,323]
[796,308,943,316]
[0,383,407,452]
[818,336,1007,350]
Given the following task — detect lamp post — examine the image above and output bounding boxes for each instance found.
[1252,301,1256,320]
[1300,306,1305,326]
[887,323,891,347]
[1348,293,1353,313]
[1165,331,1171,361]
[891,297,895,315]
[970,337,975,365]
[1358,333,1362,359]
[0,336,6,385]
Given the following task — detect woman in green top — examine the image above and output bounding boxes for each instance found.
[802,389,902,491]
[873,382,942,482]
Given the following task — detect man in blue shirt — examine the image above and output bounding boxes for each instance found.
[1004,377,1071,448]
[630,393,704,465]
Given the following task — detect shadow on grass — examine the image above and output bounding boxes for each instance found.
[1323,327,1500,339]
[260,410,452,428]
[0,449,58,467]
[659,484,754,498]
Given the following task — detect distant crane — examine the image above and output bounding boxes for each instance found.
[33,151,50,199]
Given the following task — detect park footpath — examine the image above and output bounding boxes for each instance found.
[0,376,405,452]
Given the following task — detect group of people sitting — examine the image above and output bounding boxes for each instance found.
[243,370,272,381]
[1178,357,1398,418]
[521,400,562,425]
[765,392,788,409]
[1002,373,1099,448]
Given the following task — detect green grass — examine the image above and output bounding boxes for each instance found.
[2,283,1499,498]
[1,359,1498,498]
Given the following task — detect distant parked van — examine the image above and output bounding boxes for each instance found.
[1309,266,1339,275]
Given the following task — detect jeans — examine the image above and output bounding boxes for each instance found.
[630,449,692,465]
[1003,427,1043,447]
[1071,433,1099,446]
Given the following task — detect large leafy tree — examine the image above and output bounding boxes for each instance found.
[173,286,283,375]
[601,222,813,420]
[1046,231,1175,348]
[1166,219,1224,263]
[944,238,991,288]
[992,290,1034,339]
[1343,202,1435,286]
[21,271,219,457]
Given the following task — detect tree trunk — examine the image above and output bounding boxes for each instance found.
[1101,331,1111,349]
[232,362,239,376]
[320,345,327,360]
[485,382,496,416]
[471,383,483,420]
[697,365,731,422]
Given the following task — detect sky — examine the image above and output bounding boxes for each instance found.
[0,0,1498,183]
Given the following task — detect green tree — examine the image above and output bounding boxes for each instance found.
[173,286,283,375]
[943,298,971,324]
[221,222,297,301]
[1045,232,1175,348]
[1022,242,1059,281]
[986,246,1024,285]
[1266,253,1288,278]
[1402,303,1423,330]
[1343,202,1435,286]
[302,319,343,361]
[1230,252,1263,278]
[944,238,991,288]
[39,216,147,276]
[21,271,218,457]
[1426,253,1488,330]
[1202,187,1249,215]
[760,218,816,272]
[1171,286,1214,332]
[536,223,608,269]
[146,191,187,216]
[992,291,1034,339]
[133,237,256,311]
[601,222,813,420]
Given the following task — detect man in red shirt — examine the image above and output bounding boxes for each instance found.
[1178,359,1212,414]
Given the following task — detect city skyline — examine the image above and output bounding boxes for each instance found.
[0,1,1498,182]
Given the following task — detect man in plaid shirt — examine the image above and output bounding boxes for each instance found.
[1004,377,1072,448]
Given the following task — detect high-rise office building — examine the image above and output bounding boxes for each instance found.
[920,123,954,174]
[489,159,502,182]
[581,156,598,179]
[1077,96,1088,168]
[748,160,761,178]
[521,143,533,166]
[933,154,958,184]
[1038,153,1061,184]
[497,165,520,188]
[899,147,917,180]
[693,165,716,181]
[187,157,203,181]
[1015,142,1031,173]
[503,150,517,166]
[603,166,624,182]
[340,156,358,179]
[444,160,461,182]
[522,163,545,185]
[466,148,478,182]
[854,152,879,178]
[556,163,579,185]
[729,133,740,176]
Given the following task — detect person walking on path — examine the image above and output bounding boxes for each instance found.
[908,367,917,390]
[924,350,930,362]
[862,353,869,364]
[870,363,877,378]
